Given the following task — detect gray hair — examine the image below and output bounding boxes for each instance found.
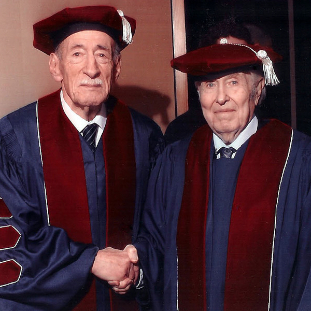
[250,71,266,106]
[112,44,121,64]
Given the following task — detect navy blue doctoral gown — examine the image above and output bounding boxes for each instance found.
[0,93,163,311]
[136,121,311,311]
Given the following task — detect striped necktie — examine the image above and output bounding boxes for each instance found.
[81,123,98,152]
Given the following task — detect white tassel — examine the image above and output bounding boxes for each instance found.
[232,43,280,86]
[256,50,280,86]
[117,10,133,45]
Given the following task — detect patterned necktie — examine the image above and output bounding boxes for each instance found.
[81,123,98,152]
[216,147,236,159]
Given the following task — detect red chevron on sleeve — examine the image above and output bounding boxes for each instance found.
[0,226,21,250]
[0,260,22,287]
[0,198,12,218]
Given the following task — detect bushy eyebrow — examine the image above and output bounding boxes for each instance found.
[96,45,111,51]
[68,44,111,52]
[68,44,85,51]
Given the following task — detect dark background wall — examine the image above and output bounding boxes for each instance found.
[294,0,311,136]
[184,0,311,136]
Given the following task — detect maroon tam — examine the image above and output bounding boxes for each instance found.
[171,43,282,85]
[33,6,136,54]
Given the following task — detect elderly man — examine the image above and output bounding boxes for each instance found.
[0,6,163,311]
[164,18,272,145]
[136,42,311,310]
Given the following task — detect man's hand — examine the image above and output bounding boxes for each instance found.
[107,245,140,294]
[91,245,139,288]
[108,265,139,294]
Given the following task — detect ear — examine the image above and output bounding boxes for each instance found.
[195,81,201,99]
[113,56,122,82]
[254,78,265,106]
[49,53,63,82]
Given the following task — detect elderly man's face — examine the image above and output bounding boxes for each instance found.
[197,72,264,144]
[49,30,120,119]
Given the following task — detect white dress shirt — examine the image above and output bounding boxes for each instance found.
[60,91,107,146]
[213,116,258,158]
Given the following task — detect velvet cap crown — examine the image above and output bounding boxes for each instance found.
[171,43,282,85]
[33,6,136,55]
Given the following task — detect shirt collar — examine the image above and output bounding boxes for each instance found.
[213,116,258,152]
[60,90,107,132]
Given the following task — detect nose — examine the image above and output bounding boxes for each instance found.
[83,54,100,79]
[216,83,229,105]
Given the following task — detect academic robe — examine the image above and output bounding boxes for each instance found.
[136,119,311,311]
[0,90,163,311]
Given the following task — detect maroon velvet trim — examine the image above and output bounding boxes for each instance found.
[0,199,11,218]
[177,120,291,311]
[38,90,92,243]
[0,226,20,250]
[224,120,292,311]
[103,99,136,249]
[177,125,213,311]
[103,98,137,311]
[38,90,96,310]
[0,260,21,286]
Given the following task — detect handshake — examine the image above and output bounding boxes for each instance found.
[91,244,139,294]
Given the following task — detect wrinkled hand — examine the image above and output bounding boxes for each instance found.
[91,244,139,294]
